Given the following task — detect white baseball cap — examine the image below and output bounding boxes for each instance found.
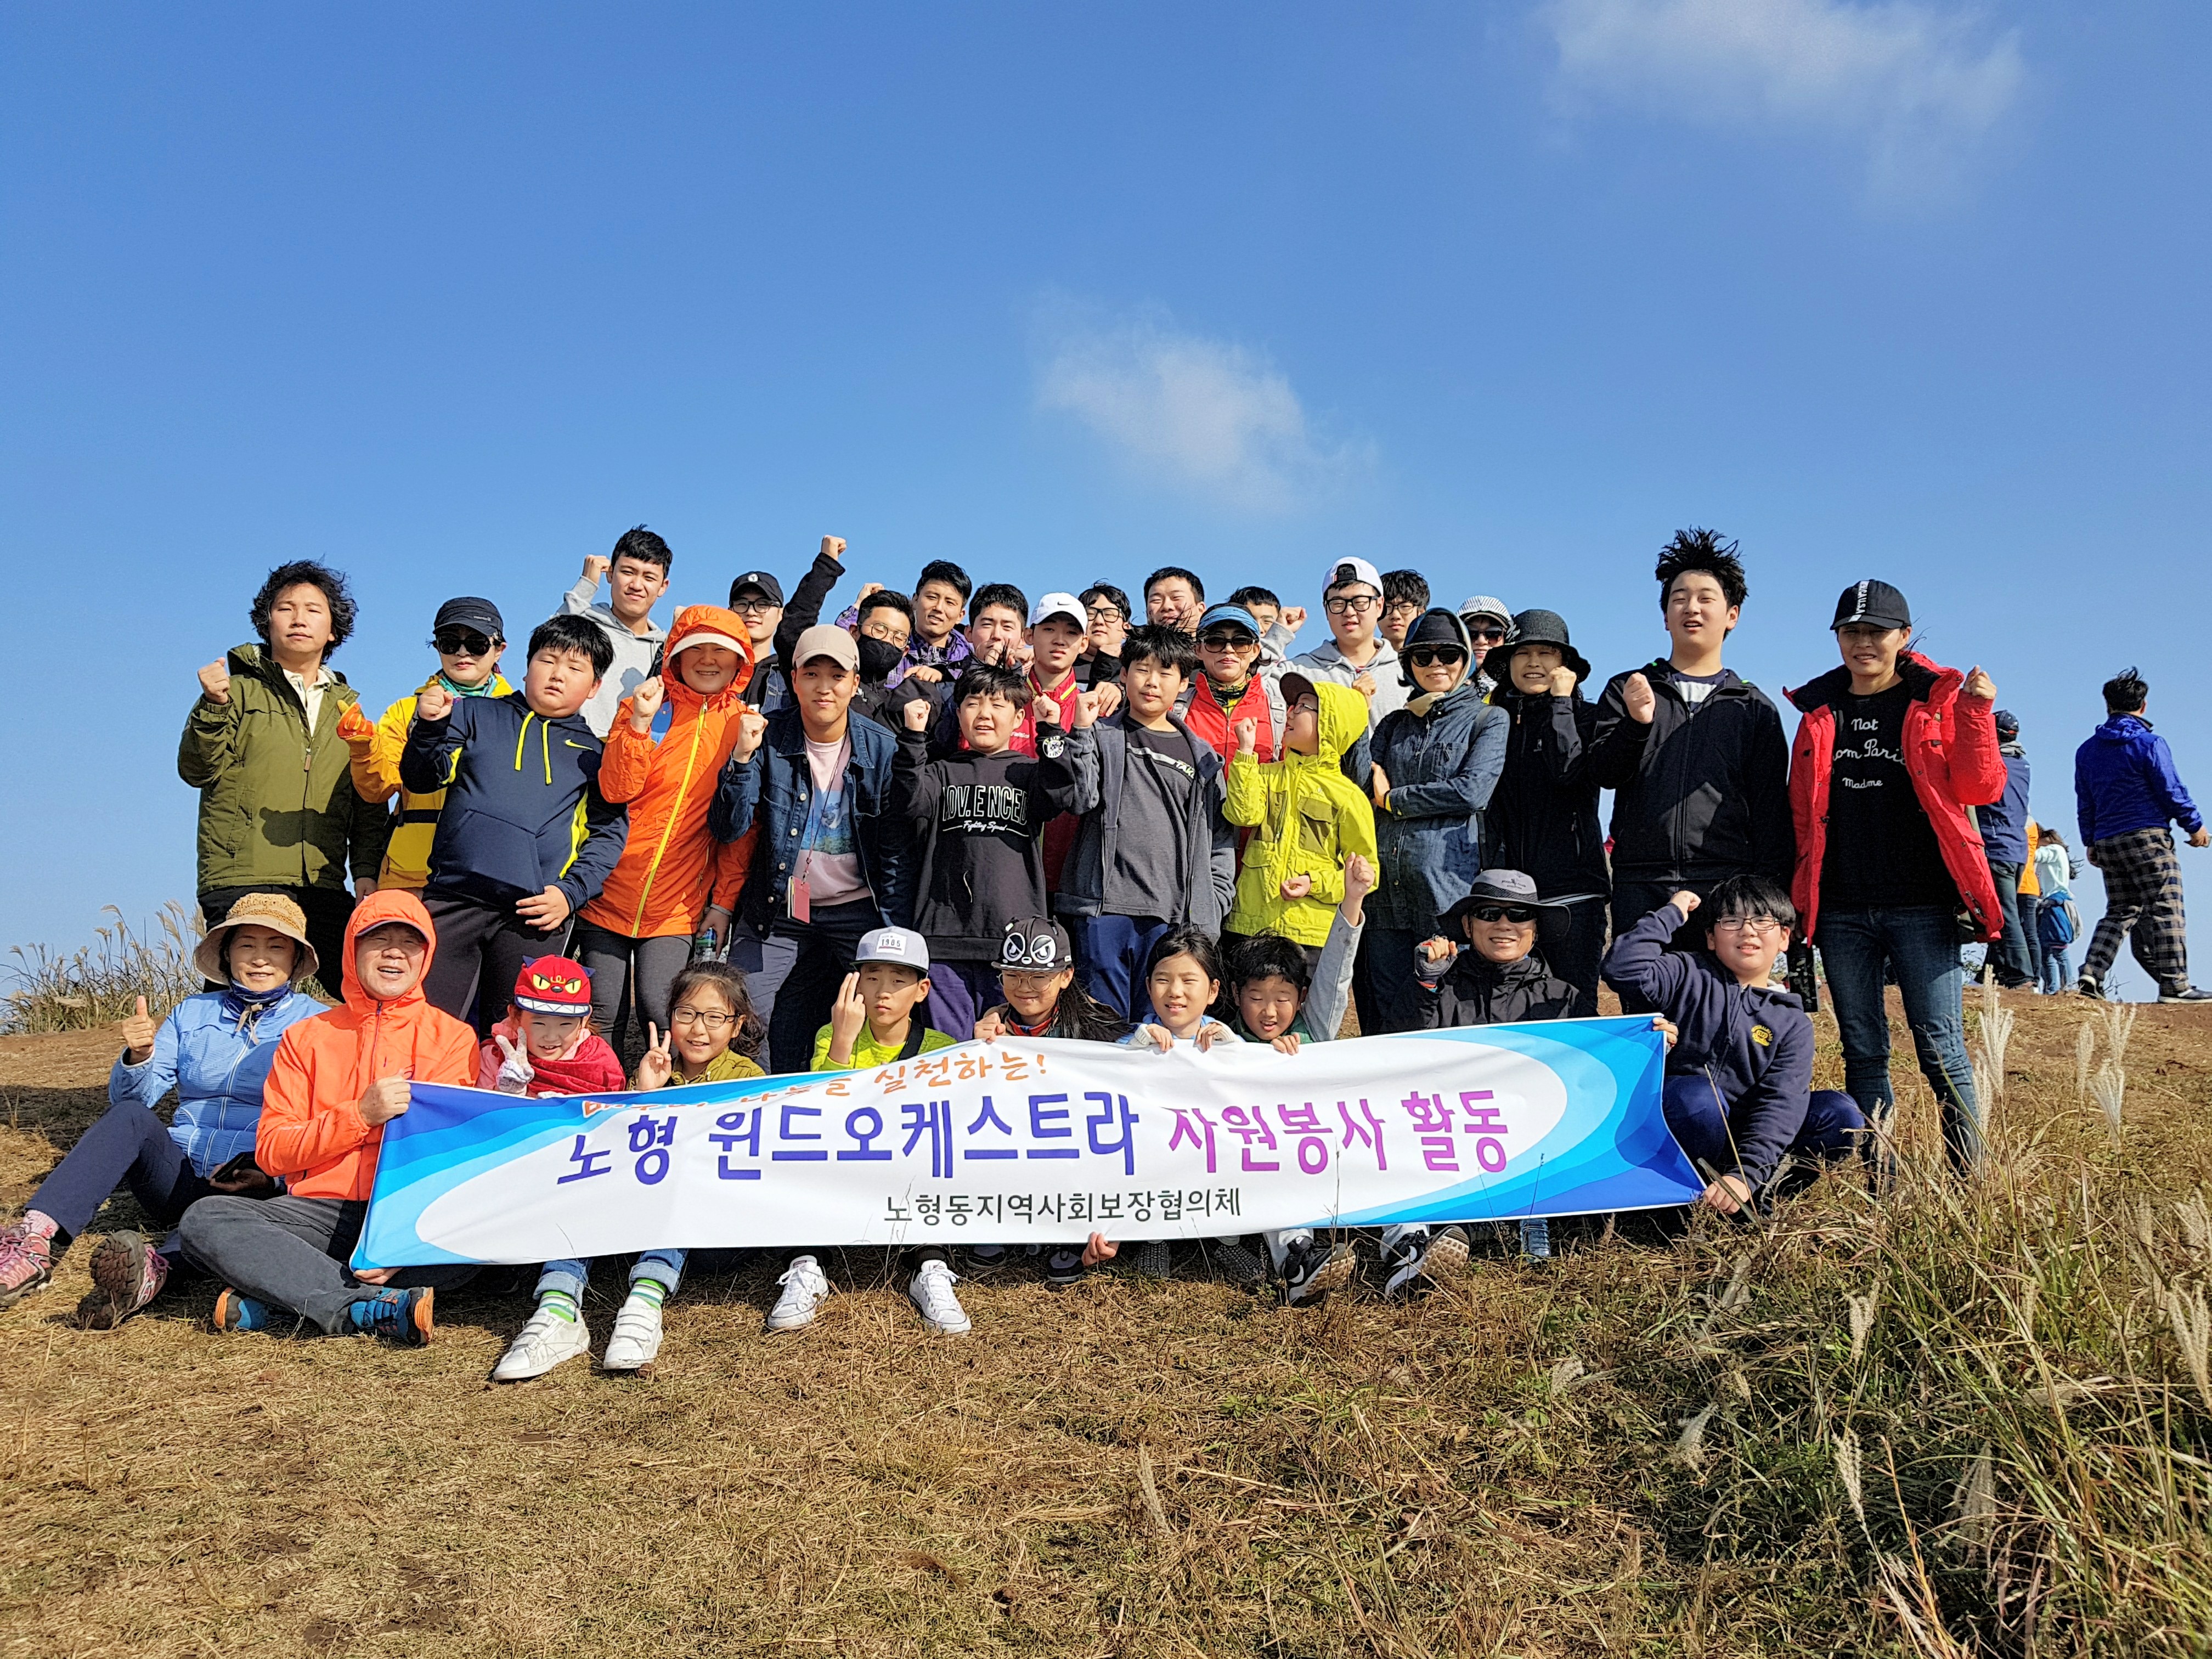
[1322,557,1384,595]
[1029,592,1086,630]
[855,926,931,973]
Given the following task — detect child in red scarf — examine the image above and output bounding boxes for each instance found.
[477,957,626,1096]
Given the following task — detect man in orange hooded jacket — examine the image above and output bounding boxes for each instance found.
[178,889,479,1341]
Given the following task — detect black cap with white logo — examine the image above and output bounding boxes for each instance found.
[997,917,1074,972]
[729,571,786,607]
[1830,579,1911,631]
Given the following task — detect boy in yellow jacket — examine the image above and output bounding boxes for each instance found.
[1223,674,1378,956]
[338,598,512,890]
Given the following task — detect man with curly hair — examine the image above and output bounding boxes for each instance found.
[182,561,390,990]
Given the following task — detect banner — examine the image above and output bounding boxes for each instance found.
[352,1018,1697,1271]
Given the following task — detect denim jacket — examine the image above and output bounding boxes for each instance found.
[1367,682,1508,933]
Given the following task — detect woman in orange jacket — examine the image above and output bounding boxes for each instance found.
[572,606,762,1048]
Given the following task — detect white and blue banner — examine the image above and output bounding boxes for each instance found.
[352,1018,1698,1271]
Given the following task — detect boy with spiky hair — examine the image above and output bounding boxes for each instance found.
[562,524,672,737]
[1378,569,1430,652]
[402,613,630,1031]
[1586,528,1793,952]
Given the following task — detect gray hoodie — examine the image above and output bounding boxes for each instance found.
[1292,635,1408,727]
[561,577,669,738]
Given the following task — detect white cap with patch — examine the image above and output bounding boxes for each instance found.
[855,926,931,973]
[1322,557,1383,595]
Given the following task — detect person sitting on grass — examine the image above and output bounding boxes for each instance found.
[1602,876,1865,1220]
[766,929,964,1338]
[1216,854,1374,1304]
[176,890,481,1344]
[490,961,765,1383]
[0,894,325,1327]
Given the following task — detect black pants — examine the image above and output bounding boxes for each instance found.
[200,886,354,998]
[31,1101,212,1246]
[419,893,571,1037]
[1536,898,1609,1019]
[751,900,884,1074]
[569,918,691,1049]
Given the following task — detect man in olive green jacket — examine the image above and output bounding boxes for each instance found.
[180,563,389,992]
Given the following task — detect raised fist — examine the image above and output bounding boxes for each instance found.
[627,675,666,733]
[731,707,769,760]
[821,535,847,562]
[581,553,612,585]
[1670,889,1701,915]
[1277,606,1308,636]
[902,698,933,732]
[1352,670,1378,703]
[1233,718,1259,756]
[337,703,376,749]
[1548,665,1579,697]
[1418,935,1458,965]
[1622,672,1656,725]
[1071,690,1102,729]
[415,682,454,723]
[1344,852,1376,901]
[857,580,884,602]
[197,661,233,705]
[1962,665,1996,703]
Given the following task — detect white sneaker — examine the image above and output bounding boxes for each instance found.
[907,1259,972,1335]
[600,1294,664,1372]
[491,1304,592,1382]
[765,1255,831,1333]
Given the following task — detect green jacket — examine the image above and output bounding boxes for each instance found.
[178,644,390,894]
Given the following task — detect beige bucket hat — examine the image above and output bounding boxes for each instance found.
[193,892,320,987]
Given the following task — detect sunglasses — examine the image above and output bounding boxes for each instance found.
[1468,904,1538,924]
[1465,624,1509,644]
[730,597,778,615]
[431,629,498,656]
[1197,630,1258,650]
[1405,646,1469,669]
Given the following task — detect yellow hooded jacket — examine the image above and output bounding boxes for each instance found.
[1223,680,1378,946]
[339,672,514,890]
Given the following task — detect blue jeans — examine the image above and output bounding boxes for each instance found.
[2040,944,2071,995]
[1816,905,1982,1171]
[1069,915,1173,1026]
[923,961,1000,1044]
[538,1249,688,1304]
[1985,862,2035,988]
[1662,1073,1864,1199]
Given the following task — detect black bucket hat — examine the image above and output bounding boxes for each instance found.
[1495,609,1591,687]
[1397,608,1473,690]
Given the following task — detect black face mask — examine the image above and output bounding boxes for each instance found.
[856,637,905,685]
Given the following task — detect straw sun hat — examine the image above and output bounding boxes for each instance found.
[191,893,320,987]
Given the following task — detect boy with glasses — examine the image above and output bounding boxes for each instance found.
[1077,583,1131,691]
[340,597,511,894]
[1379,571,1430,652]
[738,535,850,716]
[1295,557,1407,726]
[562,525,673,737]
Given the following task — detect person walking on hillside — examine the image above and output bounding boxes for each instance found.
[182,561,390,990]
[1784,580,2007,1172]
[1978,711,2036,989]
[2074,668,2209,1003]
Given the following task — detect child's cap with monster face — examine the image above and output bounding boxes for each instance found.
[513,956,592,1016]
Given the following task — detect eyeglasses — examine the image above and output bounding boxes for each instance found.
[1323,593,1380,616]
[670,1007,736,1029]
[1405,646,1468,669]
[859,620,909,643]
[1197,630,1258,651]
[1382,600,1422,618]
[1712,916,1784,937]
[731,597,778,616]
[1464,623,1508,644]
[1085,603,1126,621]
[1468,904,1538,924]
[431,630,497,656]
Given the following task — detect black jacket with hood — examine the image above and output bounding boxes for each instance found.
[1413,948,1580,1030]
[1486,685,1609,900]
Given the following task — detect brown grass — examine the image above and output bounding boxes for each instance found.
[3,989,2210,1657]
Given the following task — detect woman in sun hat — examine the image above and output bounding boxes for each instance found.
[0,893,326,1328]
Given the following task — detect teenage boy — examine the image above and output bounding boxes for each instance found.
[1455,595,1513,696]
[738,534,849,716]
[1603,878,1864,1214]
[1295,557,1406,726]
[1028,594,1116,884]
[1228,586,1283,640]
[1077,582,1131,691]
[1379,570,1430,652]
[177,891,479,1342]
[1054,625,1237,1023]
[1784,579,2005,1171]
[184,561,390,989]
[1143,566,1206,635]
[850,590,931,732]
[2075,667,2209,1003]
[562,525,672,738]
[709,624,912,1073]
[340,596,511,893]
[1978,710,2037,989]
[1587,529,1793,950]
[1180,602,1286,766]
[894,663,1099,1037]
[401,614,629,1033]
[895,560,975,689]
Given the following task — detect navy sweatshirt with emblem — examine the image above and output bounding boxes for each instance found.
[399,691,629,913]
[890,726,1097,960]
[1600,901,1813,1189]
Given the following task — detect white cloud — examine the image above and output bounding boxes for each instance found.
[1541,0,2026,196]
[1034,307,1372,512]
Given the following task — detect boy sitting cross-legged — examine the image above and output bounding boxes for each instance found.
[766,928,964,1337]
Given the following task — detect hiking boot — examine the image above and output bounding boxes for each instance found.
[765,1255,830,1332]
[1281,1238,1356,1305]
[347,1286,435,1345]
[1043,1246,1088,1290]
[212,1287,272,1333]
[1381,1224,1469,1300]
[1126,1240,1172,1280]
[77,1232,169,1330]
[601,1294,664,1372]
[492,1302,591,1381]
[2160,987,2212,1004]
[0,1218,55,1312]
[907,1260,972,1335]
[1210,1238,1266,1289]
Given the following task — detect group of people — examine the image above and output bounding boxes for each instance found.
[1,527,2202,1378]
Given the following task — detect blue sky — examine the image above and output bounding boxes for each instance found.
[4,3,2207,997]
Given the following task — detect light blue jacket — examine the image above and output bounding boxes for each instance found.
[108,989,324,1175]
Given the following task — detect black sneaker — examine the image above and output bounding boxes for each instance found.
[2160,987,2212,1004]
[2076,976,2106,1000]
[1210,1239,1266,1289]
[1043,1247,1087,1290]
[1126,1240,1172,1280]
[1280,1238,1355,1305]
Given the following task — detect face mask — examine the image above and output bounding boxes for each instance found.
[856,636,905,684]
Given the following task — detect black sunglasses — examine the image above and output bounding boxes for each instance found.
[431,629,498,656]
[1468,903,1538,924]
[1197,630,1257,650]
[1406,646,1469,668]
[1465,624,1509,644]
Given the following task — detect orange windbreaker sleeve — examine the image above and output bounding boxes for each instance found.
[597,706,654,804]
[255,1024,375,1181]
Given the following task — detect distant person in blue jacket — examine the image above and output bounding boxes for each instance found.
[1602,876,1864,1215]
[1978,710,2037,989]
[0,895,323,1327]
[2074,668,2209,1003]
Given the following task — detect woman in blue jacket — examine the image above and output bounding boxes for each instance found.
[0,894,324,1327]
[1362,610,1509,1032]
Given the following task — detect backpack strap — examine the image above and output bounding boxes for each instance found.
[898,1017,932,1062]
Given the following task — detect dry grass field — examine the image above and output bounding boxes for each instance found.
[3,988,2210,1657]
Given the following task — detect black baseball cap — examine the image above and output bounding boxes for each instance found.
[433,596,505,640]
[729,571,786,607]
[997,917,1074,972]
[1830,579,1911,631]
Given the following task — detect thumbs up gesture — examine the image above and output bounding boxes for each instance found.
[119,995,157,1065]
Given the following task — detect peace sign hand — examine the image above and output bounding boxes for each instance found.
[492,1032,535,1094]
[635,1022,675,1090]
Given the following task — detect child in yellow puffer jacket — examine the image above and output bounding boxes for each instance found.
[1223,675,1378,950]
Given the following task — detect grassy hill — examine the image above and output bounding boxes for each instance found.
[3,988,2209,1657]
